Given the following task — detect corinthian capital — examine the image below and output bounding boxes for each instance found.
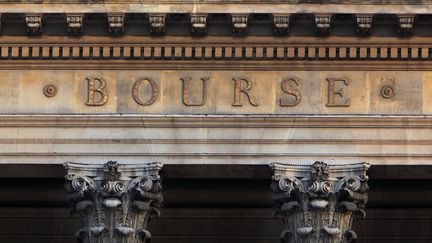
[270,161,370,243]
[64,161,163,243]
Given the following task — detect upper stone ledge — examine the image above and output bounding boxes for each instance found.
[1,3,432,14]
[0,0,430,4]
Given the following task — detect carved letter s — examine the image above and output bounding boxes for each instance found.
[280,78,301,107]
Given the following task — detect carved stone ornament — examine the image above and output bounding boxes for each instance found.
[64,161,163,243]
[108,13,125,34]
[25,13,42,34]
[232,14,249,34]
[67,14,84,34]
[270,161,370,243]
[43,84,57,97]
[398,15,414,35]
[273,14,290,34]
[315,14,331,34]
[381,85,395,99]
[191,14,207,34]
[356,14,373,35]
[148,14,166,34]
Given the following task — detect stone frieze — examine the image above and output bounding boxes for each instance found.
[0,70,431,115]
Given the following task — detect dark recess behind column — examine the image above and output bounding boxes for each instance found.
[0,178,430,208]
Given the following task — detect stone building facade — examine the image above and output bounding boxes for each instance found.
[0,0,431,242]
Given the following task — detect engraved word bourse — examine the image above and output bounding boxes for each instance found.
[85,76,352,107]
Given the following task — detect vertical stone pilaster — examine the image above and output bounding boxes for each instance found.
[270,161,370,243]
[64,161,163,243]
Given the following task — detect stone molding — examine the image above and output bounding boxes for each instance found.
[64,161,163,243]
[2,0,431,4]
[0,116,430,166]
[0,42,430,62]
[2,0,432,4]
[270,161,370,243]
[1,115,432,128]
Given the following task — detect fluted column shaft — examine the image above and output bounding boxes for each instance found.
[270,161,370,243]
[64,161,163,243]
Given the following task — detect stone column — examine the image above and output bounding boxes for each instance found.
[270,161,370,243]
[64,161,163,243]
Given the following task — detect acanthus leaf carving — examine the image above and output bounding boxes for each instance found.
[64,161,163,243]
[270,161,370,243]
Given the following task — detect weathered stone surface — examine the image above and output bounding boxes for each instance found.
[64,161,163,243]
[0,70,429,115]
[271,161,370,243]
[2,3,432,14]
[0,115,431,167]
[0,69,430,167]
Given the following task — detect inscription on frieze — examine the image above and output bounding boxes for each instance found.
[279,77,301,107]
[326,78,350,107]
[181,76,209,106]
[0,70,429,115]
[132,78,160,106]
[86,77,108,106]
[232,77,258,107]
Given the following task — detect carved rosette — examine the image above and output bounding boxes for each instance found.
[64,161,163,243]
[270,161,370,243]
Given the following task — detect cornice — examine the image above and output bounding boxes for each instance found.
[2,2,432,7]
[0,11,430,37]
[1,0,431,4]
[0,4,432,13]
